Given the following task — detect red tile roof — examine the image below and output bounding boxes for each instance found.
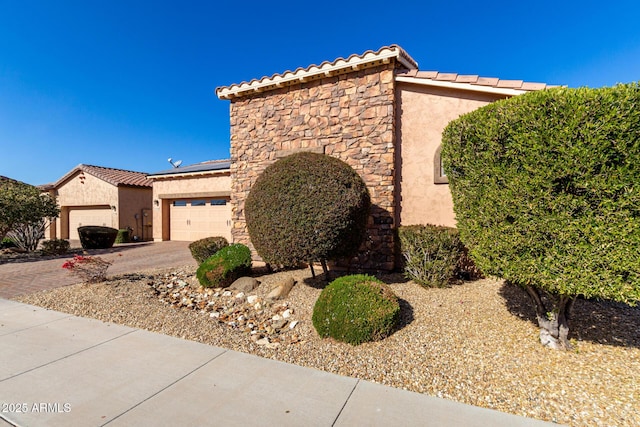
[53,164,153,189]
[216,45,418,99]
[397,69,559,92]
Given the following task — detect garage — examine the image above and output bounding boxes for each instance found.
[169,198,231,242]
[68,206,113,240]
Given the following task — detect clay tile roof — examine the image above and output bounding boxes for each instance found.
[398,72,559,93]
[216,45,418,100]
[53,164,153,189]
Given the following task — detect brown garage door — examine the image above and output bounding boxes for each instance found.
[169,198,231,242]
[68,207,113,240]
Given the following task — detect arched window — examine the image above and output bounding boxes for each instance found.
[433,145,448,184]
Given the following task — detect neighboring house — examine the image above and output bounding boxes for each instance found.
[147,160,231,242]
[44,164,153,240]
[215,45,557,271]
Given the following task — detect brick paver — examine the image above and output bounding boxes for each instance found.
[0,241,196,299]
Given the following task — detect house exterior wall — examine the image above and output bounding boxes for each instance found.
[151,173,231,241]
[54,172,118,239]
[118,186,153,240]
[229,63,398,271]
[396,83,506,227]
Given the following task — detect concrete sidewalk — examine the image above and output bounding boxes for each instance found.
[0,299,555,427]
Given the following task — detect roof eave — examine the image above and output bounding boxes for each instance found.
[216,45,418,100]
[395,76,530,96]
[148,169,230,180]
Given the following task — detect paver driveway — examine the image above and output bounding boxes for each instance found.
[0,241,197,299]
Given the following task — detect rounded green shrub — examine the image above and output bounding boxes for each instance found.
[77,226,118,249]
[442,83,640,348]
[245,152,370,267]
[196,243,252,288]
[188,236,229,265]
[115,229,130,244]
[312,274,400,345]
[397,224,479,287]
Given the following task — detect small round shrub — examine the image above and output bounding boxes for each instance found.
[41,238,70,255]
[115,229,130,244]
[245,152,370,267]
[312,274,400,345]
[196,243,252,288]
[189,236,229,265]
[77,226,118,249]
[397,224,480,287]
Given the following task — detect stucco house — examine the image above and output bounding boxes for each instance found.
[44,164,153,240]
[215,45,556,271]
[147,160,231,242]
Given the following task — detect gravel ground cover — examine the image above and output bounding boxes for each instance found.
[15,266,640,426]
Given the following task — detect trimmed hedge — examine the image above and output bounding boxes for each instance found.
[189,236,229,265]
[78,226,118,249]
[441,84,640,305]
[312,274,400,345]
[196,243,252,288]
[115,229,130,244]
[245,152,370,267]
[397,225,479,287]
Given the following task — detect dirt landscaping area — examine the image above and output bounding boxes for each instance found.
[14,265,640,427]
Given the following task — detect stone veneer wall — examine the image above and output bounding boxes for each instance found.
[229,63,398,271]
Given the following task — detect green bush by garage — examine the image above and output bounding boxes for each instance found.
[196,243,252,288]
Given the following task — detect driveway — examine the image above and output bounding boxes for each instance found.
[0,241,197,299]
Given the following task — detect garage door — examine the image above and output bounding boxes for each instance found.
[169,198,231,242]
[69,207,113,240]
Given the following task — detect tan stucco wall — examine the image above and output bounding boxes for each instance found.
[53,171,152,239]
[118,186,153,240]
[54,171,118,238]
[150,173,231,241]
[396,83,506,227]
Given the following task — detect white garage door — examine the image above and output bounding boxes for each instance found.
[69,207,113,240]
[169,198,231,242]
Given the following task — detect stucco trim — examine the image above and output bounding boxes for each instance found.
[216,45,417,100]
[396,76,528,96]
[157,191,230,199]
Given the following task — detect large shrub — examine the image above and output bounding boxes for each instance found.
[245,152,370,268]
[189,236,229,265]
[0,178,59,247]
[442,83,640,349]
[196,243,252,288]
[397,224,479,287]
[78,226,118,249]
[312,274,400,345]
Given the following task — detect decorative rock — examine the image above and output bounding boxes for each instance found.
[266,277,296,300]
[256,337,270,346]
[222,291,232,297]
[272,318,288,330]
[247,295,259,304]
[289,320,299,329]
[235,292,245,299]
[229,276,260,292]
[282,309,291,319]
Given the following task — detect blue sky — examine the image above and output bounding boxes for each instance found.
[1,0,639,185]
